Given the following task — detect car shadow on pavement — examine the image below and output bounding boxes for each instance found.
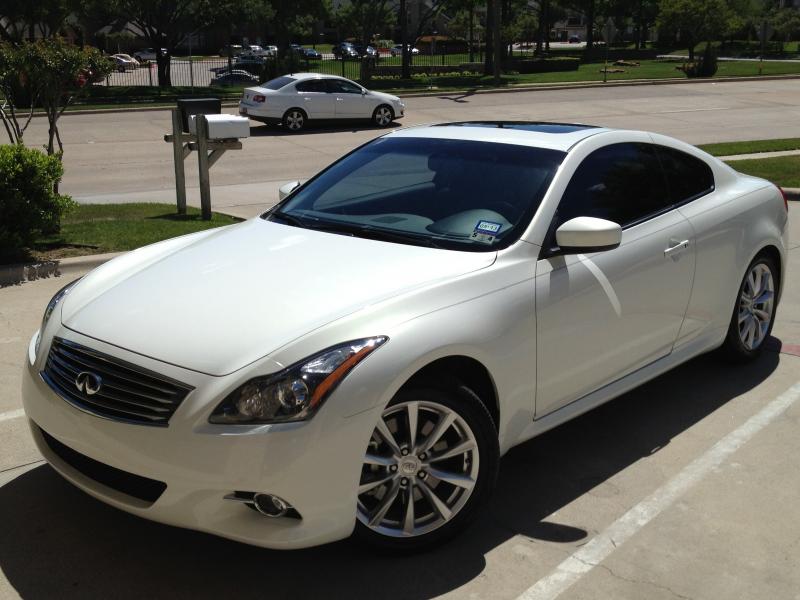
[248,120,402,137]
[0,348,781,599]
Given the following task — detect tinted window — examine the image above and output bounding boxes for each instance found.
[557,143,671,228]
[261,76,296,90]
[328,79,363,94]
[656,146,714,204]
[270,137,565,251]
[295,79,327,93]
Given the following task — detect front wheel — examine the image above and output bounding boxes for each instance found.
[372,105,394,128]
[721,254,778,361]
[354,385,499,551]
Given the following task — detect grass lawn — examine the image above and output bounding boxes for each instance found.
[29,203,240,262]
[725,156,800,188]
[698,138,800,157]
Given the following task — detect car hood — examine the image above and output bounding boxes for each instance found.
[370,90,402,103]
[61,219,495,376]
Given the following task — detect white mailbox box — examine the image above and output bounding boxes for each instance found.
[189,114,250,139]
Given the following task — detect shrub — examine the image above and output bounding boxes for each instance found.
[680,46,719,78]
[0,144,75,261]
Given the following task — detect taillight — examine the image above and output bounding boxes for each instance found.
[253,94,266,103]
[778,186,789,212]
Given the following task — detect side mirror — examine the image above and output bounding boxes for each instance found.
[555,216,622,253]
[278,180,301,201]
[361,88,367,95]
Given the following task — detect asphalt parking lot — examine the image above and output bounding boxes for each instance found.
[0,202,798,600]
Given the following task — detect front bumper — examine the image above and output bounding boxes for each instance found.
[22,329,381,549]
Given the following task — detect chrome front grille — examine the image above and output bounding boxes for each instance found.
[41,337,193,426]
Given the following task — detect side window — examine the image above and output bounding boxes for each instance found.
[656,146,715,204]
[329,79,363,94]
[557,143,670,228]
[295,79,327,93]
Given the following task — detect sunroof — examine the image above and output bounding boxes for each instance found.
[437,121,598,134]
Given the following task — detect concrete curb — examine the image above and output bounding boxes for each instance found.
[0,252,124,287]
[51,73,800,117]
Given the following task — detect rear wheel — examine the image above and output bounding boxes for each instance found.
[282,108,306,132]
[372,105,394,128]
[721,254,778,361]
[354,385,498,551]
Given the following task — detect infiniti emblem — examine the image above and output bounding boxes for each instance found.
[75,371,103,396]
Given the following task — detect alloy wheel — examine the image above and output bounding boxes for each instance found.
[374,106,393,127]
[738,262,774,350]
[357,400,479,538]
[285,110,304,131]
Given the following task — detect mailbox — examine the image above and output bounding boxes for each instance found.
[177,98,221,132]
[189,114,250,140]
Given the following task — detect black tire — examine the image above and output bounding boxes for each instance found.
[372,104,394,128]
[353,384,499,552]
[281,108,307,133]
[720,253,778,362]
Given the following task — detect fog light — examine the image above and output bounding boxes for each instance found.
[253,493,289,518]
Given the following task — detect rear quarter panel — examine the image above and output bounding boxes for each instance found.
[674,165,788,348]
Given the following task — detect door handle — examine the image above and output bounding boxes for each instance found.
[664,239,690,258]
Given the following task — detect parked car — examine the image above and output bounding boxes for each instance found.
[332,42,359,59]
[241,44,274,58]
[210,56,267,76]
[112,53,140,67]
[298,47,322,60]
[568,35,582,43]
[22,122,788,552]
[133,47,168,61]
[111,54,138,71]
[239,73,404,131]
[219,44,243,57]
[390,44,420,57]
[210,70,260,86]
[354,44,378,58]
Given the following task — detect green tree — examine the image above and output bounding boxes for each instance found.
[107,0,255,86]
[335,0,395,42]
[657,0,734,59]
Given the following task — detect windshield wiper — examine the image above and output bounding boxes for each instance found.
[313,222,443,248]
[267,210,309,228]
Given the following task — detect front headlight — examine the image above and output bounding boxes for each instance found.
[35,277,81,356]
[209,336,388,424]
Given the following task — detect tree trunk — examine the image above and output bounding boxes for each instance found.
[688,37,695,61]
[156,52,171,87]
[468,3,475,62]
[493,0,501,82]
[485,0,494,75]
[586,0,595,49]
[400,0,410,78]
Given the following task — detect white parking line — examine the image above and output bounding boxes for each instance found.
[517,381,800,600]
[0,408,25,423]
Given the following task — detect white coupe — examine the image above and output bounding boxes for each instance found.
[22,122,788,551]
[238,73,405,131]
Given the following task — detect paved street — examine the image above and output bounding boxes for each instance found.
[2,80,800,599]
[22,78,800,218]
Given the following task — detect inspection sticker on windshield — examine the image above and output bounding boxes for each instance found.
[472,220,503,243]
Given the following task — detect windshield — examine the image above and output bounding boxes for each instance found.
[265,137,565,251]
[261,76,296,90]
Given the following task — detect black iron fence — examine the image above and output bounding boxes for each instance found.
[103,51,485,88]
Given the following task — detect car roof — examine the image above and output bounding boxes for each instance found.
[284,72,354,82]
[386,121,609,152]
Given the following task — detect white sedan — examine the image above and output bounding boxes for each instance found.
[22,123,788,551]
[238,73,405,131]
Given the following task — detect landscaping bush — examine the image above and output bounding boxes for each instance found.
[0,144,75,262]
[680,46,719,78]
